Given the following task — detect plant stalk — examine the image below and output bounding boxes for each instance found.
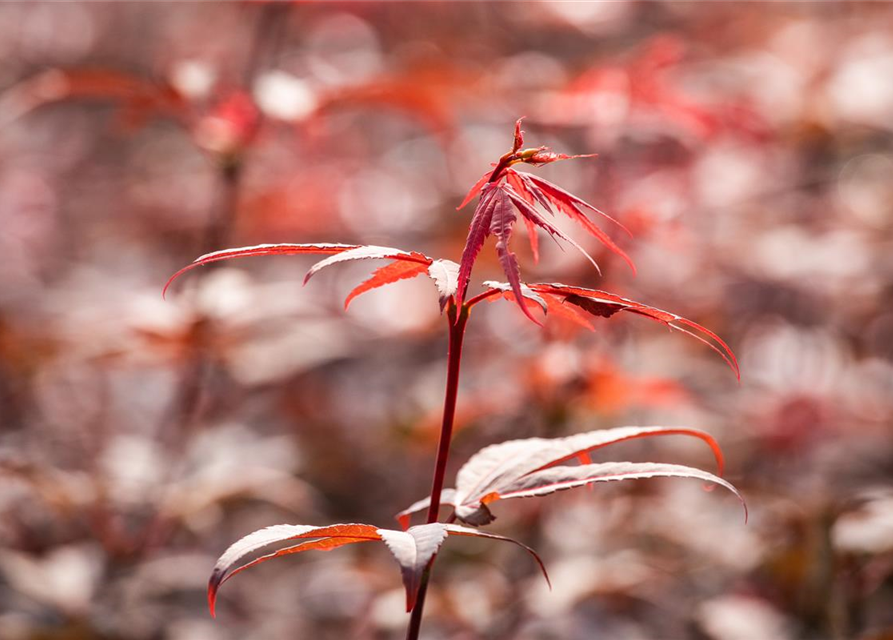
[425,303,468,524]
[405,302,469,640]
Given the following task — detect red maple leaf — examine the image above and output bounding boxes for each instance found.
[455,119,633,321]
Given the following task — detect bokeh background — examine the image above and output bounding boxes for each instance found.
[1,2,892,639]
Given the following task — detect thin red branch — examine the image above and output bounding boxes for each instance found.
[405,303,469,640]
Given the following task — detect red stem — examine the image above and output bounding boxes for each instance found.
[405,301,469,640]
[425,303,468,523]
[406,146,507,638]
[486,152,514,184]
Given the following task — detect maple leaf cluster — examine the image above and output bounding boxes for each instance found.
[455,119,635,324]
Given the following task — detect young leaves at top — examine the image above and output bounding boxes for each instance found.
[507,169,634,272]
[455,119,633,316]
[208,521,548,617]
[163,242,460,311]
[489,186,539,326]
[397,426,745,528]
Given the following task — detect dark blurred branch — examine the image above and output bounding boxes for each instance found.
[202,3,288,253]
[142,3,289,553]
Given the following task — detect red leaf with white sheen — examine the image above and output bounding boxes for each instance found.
[457,426,725,501]
[208,521,548,617]
[208,523,381,617]
[167,242,466,314]
[427,259,460,309]
[397,426,740,527]
[529,283,739,378]
[492,462,745,517]
[344,260,430,309]
[480,281,547,314]
[303,245,431,285]
[379,524,449,611]
[163,243,358,298]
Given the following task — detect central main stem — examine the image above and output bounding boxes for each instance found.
[425,304,468,524]
[405,302,469,640]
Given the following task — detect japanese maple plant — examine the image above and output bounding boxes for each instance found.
[165,119,745,639]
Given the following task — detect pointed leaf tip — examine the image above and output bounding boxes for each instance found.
[445,524,551,589]
[489,461,745,525]
[162,264,196,300]
[163,243,360,299]
[208,572,220,618]
[208,520,556,618]
[207,523,383,617]
[457,171,491,210]
[512,116,526,152]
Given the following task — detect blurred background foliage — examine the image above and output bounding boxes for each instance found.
[0,2,892,639]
